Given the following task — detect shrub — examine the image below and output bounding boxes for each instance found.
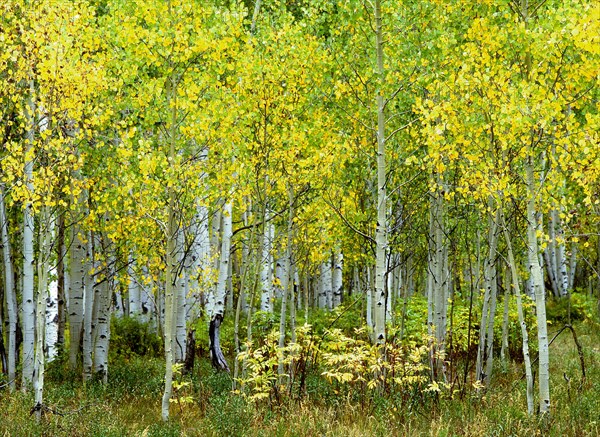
[110,316,162,359]
[546,291,596,324]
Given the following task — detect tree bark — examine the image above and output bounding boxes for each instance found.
[526,157,550,416]
[373,0,387,345]
[260,214,274,313]
[1,184,17,390]
[34,208,50,420]
[332,251,343,308]
[22,81,36,389]
[82,233,96,381]
[209,201,232,372]
[501,211,534,415]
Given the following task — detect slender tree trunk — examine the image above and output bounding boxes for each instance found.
[45,253,59,362]
[501,211,534,415]
[544,212,560,298]
[161,198,177,421]
[260,214,274,313]
[321,257,333,310]
[500,266,510,364]
[69,221,86,369]
[209,201,232,372]
[233,203,259,389]
[526,157,550,415]
[82,233,96,381]
[174,230,187,362]
[1,184,17,390]
[428,182,449,379]
[373,0,387,345]
[162,75,179,421]
[366,266,373,331]
[332,251,343,308]
[519,0,550,414]
[187,148,210,323]
[568,241,577,292]
[128,253,141,317]
[278,188,294,381]
[34,208,50,420]
[476,206,500,387]
[56,211,67,352]
[205,209,221,317]
[92,254,111,383]
[22,82,36,389]
[386,251,393,323]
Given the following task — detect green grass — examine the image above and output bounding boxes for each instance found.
[1,319,598,436]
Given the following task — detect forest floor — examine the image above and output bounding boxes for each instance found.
[1,319,598,437]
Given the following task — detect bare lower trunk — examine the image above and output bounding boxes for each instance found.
[260,213,274,313]
[500,266,510,363]
[476,206,500,387]
[82,234,96,381]
[69,213,86,369]
[174,230,187,362]
[34,208,51,420]
[373,0,387,345]
[501,211,534,415]
[278,189,294,381]
[209,201,232,372]
[22,84,36,389]
[1,184,17,390]
[92,260,111,383]
[526,159,550,416]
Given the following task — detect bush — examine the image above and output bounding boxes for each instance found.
[546,291,596,324]
[110,316,162,359]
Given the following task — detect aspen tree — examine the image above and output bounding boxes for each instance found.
[0,185,17,390]
[373,0,388,345]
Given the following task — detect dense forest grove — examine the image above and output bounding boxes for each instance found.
[0,0,599,435]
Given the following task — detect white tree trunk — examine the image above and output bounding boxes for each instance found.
[161,207,177,421]
[92,263,111,383]
[34,208,51,420]
[45,266,59,362]
[1,184,17,390]
[476,207,500,386]
[366,266,373,331]
[321,258,333,310]
[209,201,232,372]
[22,84,36,389]
[568,242,577,291]
[174,230,187,362]
[187,149,210,322]
[188,203,210,321]
[544,211,560,298]
[128,253,141,317]
[206,209,222,317]
[260,217,274,313]
[332,251,343,308]
[373,0,388,345]
[278,190,294,380]
[502,211,534,415]
[500,266,511,364]
[428,183,449,378]
[161,79,181,420]
[275,254,286,300]
[113,289,124,318]
[82,234,96,381]
[555,211,569,297]
[526,158,550,415]
[68,185,86,367]
[140,265,154,324]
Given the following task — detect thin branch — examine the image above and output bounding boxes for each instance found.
[323,192,376,245]
[385,117,419,143]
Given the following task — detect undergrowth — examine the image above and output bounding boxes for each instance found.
[0,302,598,436]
